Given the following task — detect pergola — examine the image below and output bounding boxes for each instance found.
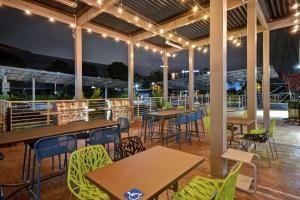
[0,0,297,177]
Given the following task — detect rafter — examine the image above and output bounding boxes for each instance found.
[268,15,295,30]
[257,1,268,29]
[132,0,246,42]
[77,0,119,26]
[54,0,77,8]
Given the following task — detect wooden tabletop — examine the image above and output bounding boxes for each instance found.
[0,119,119,146]
[227,117,255,126]
[147,109,191,117]
[222,148,254,163]
[87,146,204,200]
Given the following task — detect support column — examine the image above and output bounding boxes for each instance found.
[210,0,227,177]
[128,43,134,120]
[32,77,36,101]
[188,47,195,109]
[247,0,257,126]
[105,84,108,99]
[263,30,270,127]
[74,26,83,99]
[2,74,9,96]
[163,52,169,102]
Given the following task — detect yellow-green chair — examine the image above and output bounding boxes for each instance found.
[241,110,247,118]
[67,145,112,200]
[173,162,243,200]
[203,116,232,136]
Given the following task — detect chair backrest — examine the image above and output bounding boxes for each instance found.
[187,112,197,122]
[215,162,243,200]
[196,111,202,120]
[269,119,276,137]
[203,116,210,135]
[241,110,247,118]
[206,107,210,116]
[34,134,77,161]
[88,127,119,145]
[176,114,187,125]
[117,117,130,131]
[114,136,146,161]
[67,145,112,197]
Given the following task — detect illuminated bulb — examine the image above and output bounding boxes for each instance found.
[203,14,209,20]
[148,23,152,28]
[127,40,131,44]
[87,28,92,33]
[197,47,202,51]
[185,41,189,45]
[160,50,163,54]
[49,17,55,22]
[203,48,208,54]
[134,16,139,21]
[102,33,107,38]
[172,54,176,58]
[25,9,31,15]
[118,7,123,14]
[97,0,102,5]
[228,36,234,41]
[70,23,75,28]
[295,11,300,17]
[166,53,171,57]
[193,6,198,12]
[295,19,299,24]
[178,37,182,42]
[233,39,237,44]
[136,43,140,47]
[153,48,157,53]
[160,29,164,34]
[168,33,173,38]
[115,37,119,42]
[145,45,149,50]
[236,42,241,47]
[295,25,299,29]
[292,28,298,33]
[192,44,195,48]
[292,3,299,10]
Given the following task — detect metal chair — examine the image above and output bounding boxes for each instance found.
[114,136,146,161]
[68,120,89,147]
[187,112,200,143]
[30,134,77,200]
[117,117,130,137]
[87,127,120,158]
[174,114,188,145]
[67,145,111,200]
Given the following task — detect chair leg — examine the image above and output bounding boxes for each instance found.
[268,140,275,160]
[265,143,271,167]
[21,144,28,181]
[272,138,279,159]
[26,147,32,181]
[36,163,41,200]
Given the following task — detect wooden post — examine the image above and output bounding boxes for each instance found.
[128,43,134,120]
[210,0,228,177]
[247,0,257,127]
[163,52,169,102]
[188,47,195,109]
[74,26,83,99]
[32,77,36,101]
[263,30,270,127]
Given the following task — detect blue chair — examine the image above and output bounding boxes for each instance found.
[187,112,200,143]
[117,117,130,137]
[87,127,120,158]
[30,134,77,200]
[174,114,188,145]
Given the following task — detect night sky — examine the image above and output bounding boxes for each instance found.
[0,5,297,76]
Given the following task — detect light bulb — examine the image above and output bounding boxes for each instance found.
[160,29,164,34]
[203,14,209,20]
[228,36,234,41]
[97,0,102,5]
[102,33,107,38]
[87,28,92,33]
[118,7,123,14]
[145,45,149,50]
[136,43,140,47]
[197,47,202,51]
[49,17,55,22]
[168,33,173,38]
[115,37,119,42]
[295,11,300,17]
[148,23,152,28]
[134,16,139,21]
[25,9,31,15]
[153,48,157,53]
[178,38,182,42]
[193,6,198,12]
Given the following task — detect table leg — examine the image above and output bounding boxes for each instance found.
[160,118,165,146]
[173,181,179,191]
[144,119,148,143]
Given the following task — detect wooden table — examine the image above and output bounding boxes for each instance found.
[0,119,119,146]
[227,117,256,150]
[145,110,191,145]
[87,146,204,200]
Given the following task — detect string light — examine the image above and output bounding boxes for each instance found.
[233,38,238,44]
[118,7,123,14]
[185,41,189,45]
[25,9,31,15]
[97,0,102,5]
[193,6,198,12]
[203,14,209,20]
[192,44,195,48]
[295,19,299,24]
[148,23,152,28]
[134,16,139,21]
[228,36,234,41]
[172,54,176,58]
[166,53,171,57]
[115,37,119,42]
[145,45,149,50]
[203,47,208,54]
[160,29,164,34]
[70,23,75,28]
[160,50,163,54]
[49,17,55,22]
[153,48,157,53]
[197,47,202,51]
[102,33,107,38]
[178,37,182,42]
[136,43,140,47]
[127,40,131,44]
[87,28,92,33]
[292,3,299,10]
[168,33,173,38]
[295,11,300,17]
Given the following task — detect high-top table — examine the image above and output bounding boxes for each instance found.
[87,146,205,200]
[144,110,191,145]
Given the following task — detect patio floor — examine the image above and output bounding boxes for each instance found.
[0,118,300,200]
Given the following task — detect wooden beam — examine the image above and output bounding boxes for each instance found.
[128,43,134,120]
[74,26,83,99]
[210,0,228,178]
[54,0,77,8]
[105,6,191,47]
[132,0,245,42]
[257,1,268,29]
[268,15,295,30]
[263,30,270,128]
[77,0,119,26]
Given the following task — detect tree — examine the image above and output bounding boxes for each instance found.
[107,62,128,81]
[90,88,102,99]
[46,59,73,74]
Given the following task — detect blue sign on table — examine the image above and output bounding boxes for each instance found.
[124,188,144,200]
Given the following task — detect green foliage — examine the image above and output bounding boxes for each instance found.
[152,88,163,97]
[46,59,73,74]
[90,88,102,99]
[107,62,128,81]
[162,101,173,110]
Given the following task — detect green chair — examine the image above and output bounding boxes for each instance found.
[241,110,247,118]
[203,116,232,136]
[67,145,112,200]
[173,162,243,200]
